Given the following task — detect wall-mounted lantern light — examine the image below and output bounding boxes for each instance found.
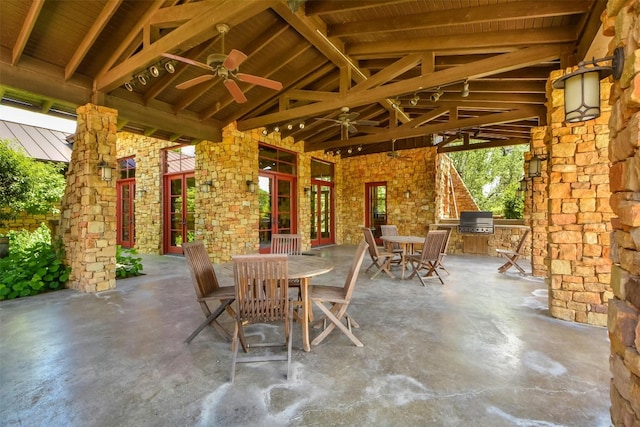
[136,188,147,198]
[552,46,625,123]
[304,187,311,197]
[404,189,411,199]
[246,180,256,193]
[98,160,113,181]
[516,178,527,198]
[528,155,546,178]
[201,180,212,193]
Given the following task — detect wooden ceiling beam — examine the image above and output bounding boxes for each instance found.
[65,1,122,80]
[237,44,570,131]
[329,1,591,37]
[11,0,44,65]
[304,1,412,16]
[351,54,422,92]
[438,137,530,153]
[348,27,578,57]
[304,107,539,152]
[96,0,275,93]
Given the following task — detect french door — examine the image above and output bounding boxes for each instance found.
[310,180,334,246]
[258,173,296,253]
[164,173,195,254]
[116,179,135,248]
[365,182,387,245]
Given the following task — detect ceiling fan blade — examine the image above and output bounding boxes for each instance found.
[236,73,283,91]
[162,53,213,71]
[347,124,358,134]
[315,118,340,124]
[346,112,359,121]
[175,74,215,90]
[224,49,248,70]
[224,79,248,103]
[356,120,380,126]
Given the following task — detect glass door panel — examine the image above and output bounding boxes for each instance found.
[258,173,296,253]
[365,182,387,245]
[310,181,334,246]
[116,180,135,248]
[165,173,195,254]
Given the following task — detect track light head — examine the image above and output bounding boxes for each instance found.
[137,74,147,85]
[149,65,160,77]
[299,121,305,129]
[124,81,134,92]
[461,80,470,97]
[273,125,280,133]
[430,88,443,102]
[261,128,268,136]
[347,147,353,154]
[410,94,420,106]
[165,61,176,73]
[286,123,293,130]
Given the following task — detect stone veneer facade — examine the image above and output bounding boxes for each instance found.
[605,0,640,424]
[58,104,117,292]
[543,68,614,326]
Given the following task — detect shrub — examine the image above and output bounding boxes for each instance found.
[0,224,70,300]
[116,246,143,278]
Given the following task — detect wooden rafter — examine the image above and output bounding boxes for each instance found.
[11,0,44,65]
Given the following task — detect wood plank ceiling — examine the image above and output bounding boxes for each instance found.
[0,0,605,156]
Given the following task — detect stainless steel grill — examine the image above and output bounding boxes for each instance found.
[458,211,494,234]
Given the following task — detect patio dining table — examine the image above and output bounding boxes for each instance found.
[380,235,424,279]
[218,254,333,352]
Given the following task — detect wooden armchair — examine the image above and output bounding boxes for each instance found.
[230,254,292,382]
[182,241,236,344]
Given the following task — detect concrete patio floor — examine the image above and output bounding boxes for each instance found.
[1,245,611,426]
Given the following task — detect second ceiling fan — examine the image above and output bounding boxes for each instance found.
[315,107,380,140]
[162,23,283,103]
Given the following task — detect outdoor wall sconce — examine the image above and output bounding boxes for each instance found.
[136,188,147,198]
[516,178,527,197]
[201,180,212,193]
[304,187,311,197]
[404,189,411,199]
[552,46,625,123]
[528,155,546,178]
[246,180,256,193]
[98,160,113,181]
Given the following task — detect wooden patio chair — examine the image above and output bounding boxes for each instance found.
[230,254,293,382]
[437,227,452,275]
[496,229,531,275]
[182,241,236,344]
[361,227,397,279]
[380,224,404,266]
[309,240,369,347]
[407,230,449,285]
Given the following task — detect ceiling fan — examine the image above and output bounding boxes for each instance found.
[315,107,380,140]
[387,139,411,160]
[161,23,283,104]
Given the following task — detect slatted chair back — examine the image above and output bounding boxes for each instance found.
[361,226,396,278]
[419,230,449,264]
[380,225,402,252]
[231,253,292,381]
[183,241,222,300]
[362,227,381,259]
[271,234,302,255]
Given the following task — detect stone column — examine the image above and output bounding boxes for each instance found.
[526,126,549,277]
[606,1,640,424]
[546,66,614,326]
[58,104,117,292]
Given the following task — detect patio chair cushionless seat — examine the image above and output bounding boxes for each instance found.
[362,227,397,279]
[407,230,449,286]
[182,241,236,344]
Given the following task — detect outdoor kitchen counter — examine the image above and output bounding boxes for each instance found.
[430,222,530,257]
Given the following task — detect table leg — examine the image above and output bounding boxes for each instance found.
[401,243,408,279]
[300,277,311,352]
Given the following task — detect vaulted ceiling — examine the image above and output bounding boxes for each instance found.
[0,0,606,156]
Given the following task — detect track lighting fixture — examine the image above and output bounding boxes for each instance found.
[165,61,175,73]
[299,121,305,129]
[137,74,147,85]
[149,65,160,77]
[261,128,268,136]
[357,145,363,152]
[461,80,470,97]
[409,94,420,106]
[347,147,353,154]
[430,88,443,102]
[124,81,134,92]
[286,123,294,130]
[273,125,280,133]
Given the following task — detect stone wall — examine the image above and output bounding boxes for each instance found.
[546,67,614,326]
[58,104,117,292]
[117,132,180,254]
[340,147,438,244]
[526,126,550,277]
[606,0,640,424]
[438,154,479,218]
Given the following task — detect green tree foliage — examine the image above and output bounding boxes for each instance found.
[449,145,526,218]
[0,139,66,226]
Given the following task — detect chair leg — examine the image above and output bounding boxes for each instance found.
[185,299,233,344]
[230,336,239,383]
[286,305,293,380]
[311,302,363,347]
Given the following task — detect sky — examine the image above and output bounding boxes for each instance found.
[0,105,77,133]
